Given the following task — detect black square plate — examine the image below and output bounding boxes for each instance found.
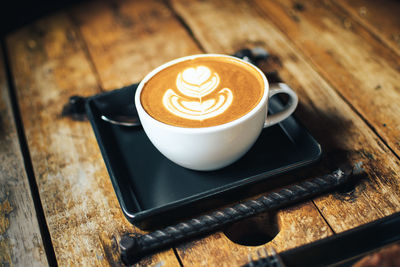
[86,83,322,229]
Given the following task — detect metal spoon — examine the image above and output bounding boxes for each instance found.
[99,99,141,127]
[101,114,141,127]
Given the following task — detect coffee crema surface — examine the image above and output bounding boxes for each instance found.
[140,56,265,128]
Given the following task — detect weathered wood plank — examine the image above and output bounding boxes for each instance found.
[173,0,400,224]
[170,0,400,263]
[335,0,400,56]
[6,0,399,265]
[0,47,48,265]
[72,0,335,265]
[253,0,400,157]
[5,12,180,266]
[71,0,201,90]
[177,204,332,267]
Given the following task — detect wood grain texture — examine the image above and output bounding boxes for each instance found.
[4,0,400,266]
[73,0,333,265]
[176,204,332,267]
[71,0,201,90]
[170,0,400,244]
[0,48,48,265]
[335,0,400,56]
[253,0,400,157]
[5,12,180,266]
[165,0,336,265]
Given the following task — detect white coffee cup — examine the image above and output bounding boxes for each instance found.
[135,54,298,171]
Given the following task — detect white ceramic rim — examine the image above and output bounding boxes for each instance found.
[134,54,269,134]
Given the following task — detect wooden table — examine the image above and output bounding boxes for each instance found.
[1,0,400,266]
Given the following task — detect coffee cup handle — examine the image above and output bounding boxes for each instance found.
[264,83,298,128]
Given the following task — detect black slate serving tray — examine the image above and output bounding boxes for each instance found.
[86,83,322,229]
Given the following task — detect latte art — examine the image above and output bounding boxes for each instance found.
[163,66,233,120]
[163,88,233,121]
[140,56,264,128]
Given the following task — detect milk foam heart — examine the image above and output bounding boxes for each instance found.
[176,66,221,98]
[182,66,211,86]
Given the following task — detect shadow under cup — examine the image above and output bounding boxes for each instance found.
[135,54,297,171]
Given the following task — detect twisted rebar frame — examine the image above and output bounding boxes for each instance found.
[120,168,353,264]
